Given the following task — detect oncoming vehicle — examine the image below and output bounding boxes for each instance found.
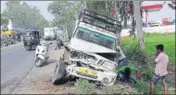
[23,30,40,51]
[43,27,56,41]
[52,9,122,86]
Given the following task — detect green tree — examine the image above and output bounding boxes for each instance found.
[1,15,9,27]
[48,1,82,38]
[3,1,49,33]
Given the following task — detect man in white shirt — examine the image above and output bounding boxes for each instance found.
[116,45,127,68]
[152,44,169,84]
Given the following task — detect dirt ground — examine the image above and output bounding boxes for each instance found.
[12,48,74,94]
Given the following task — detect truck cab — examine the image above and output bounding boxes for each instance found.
[53,9,123,86]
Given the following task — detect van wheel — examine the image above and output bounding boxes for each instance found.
[52,61,68,85]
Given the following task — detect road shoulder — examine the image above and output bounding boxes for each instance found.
[11,48,73,94]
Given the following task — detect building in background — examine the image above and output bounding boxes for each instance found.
[141,3,163,27]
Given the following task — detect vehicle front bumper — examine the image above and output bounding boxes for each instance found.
[65,64,117,86]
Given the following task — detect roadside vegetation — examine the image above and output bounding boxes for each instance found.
[122,33,175,65]
[71,33,175,94]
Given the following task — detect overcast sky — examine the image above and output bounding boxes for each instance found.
[1,1,175,21]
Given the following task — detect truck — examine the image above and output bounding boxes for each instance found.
[52,9,123,86]
[54,27,64,41]
[43,27,56,41]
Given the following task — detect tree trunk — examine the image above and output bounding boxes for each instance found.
[115,1,121,45]
[105,1,108,13]
[133,1,144,48]
[84,1,87,9]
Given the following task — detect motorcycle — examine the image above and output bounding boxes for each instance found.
[55,38,64,50]
[35,40,52,67]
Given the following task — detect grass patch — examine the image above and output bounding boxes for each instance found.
[121,33,175,94]
[72,78,96,94]
[71,33,175,94]
[121,33,175,65]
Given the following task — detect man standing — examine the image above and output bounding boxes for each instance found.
[116,45,127,68]
[153,44,169,84]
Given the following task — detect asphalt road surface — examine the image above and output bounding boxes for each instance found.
[1,43,35,94]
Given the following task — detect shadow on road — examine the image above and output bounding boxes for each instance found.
[43,59,58,67]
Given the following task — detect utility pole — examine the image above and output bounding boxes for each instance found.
[84,1,87,9]
[114,1,121,45]
[133,1,144,48]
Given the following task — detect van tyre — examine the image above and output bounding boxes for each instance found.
[52,61,68,85]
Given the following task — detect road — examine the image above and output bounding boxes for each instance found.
[1,43,35,94]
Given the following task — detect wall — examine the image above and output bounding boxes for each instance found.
[121,25,175,37]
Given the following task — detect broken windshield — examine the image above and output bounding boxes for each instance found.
[75,27,116,50]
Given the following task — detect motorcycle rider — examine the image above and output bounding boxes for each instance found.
[55,38,64,50]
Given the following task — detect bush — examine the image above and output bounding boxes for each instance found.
[154,83,164,94]
[133,79,165,95]
[101,84,138,94]
[123,43,148,65]
[123,43,155,80]
[72,78,96,94]
[133,80,150,95]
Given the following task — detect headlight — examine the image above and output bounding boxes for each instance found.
[86,56,97,63]
[102,61,116,71]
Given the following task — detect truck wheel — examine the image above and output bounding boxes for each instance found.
[26,45,32,51]
[35,58,44,67]
[52,61,68,85]
[25,46,29,51]
[5,43,8,46]
[29,45,32,51]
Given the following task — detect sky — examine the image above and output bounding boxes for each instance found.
[1,1,175,22]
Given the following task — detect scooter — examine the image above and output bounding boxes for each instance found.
[35,41,52,67]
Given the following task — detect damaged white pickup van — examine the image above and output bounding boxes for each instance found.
[52,9,122,86]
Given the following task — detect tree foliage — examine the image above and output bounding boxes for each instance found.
[48,1,82,38]
[2,1,49,32]
[1,15,9,27]
[48,1,143,43]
